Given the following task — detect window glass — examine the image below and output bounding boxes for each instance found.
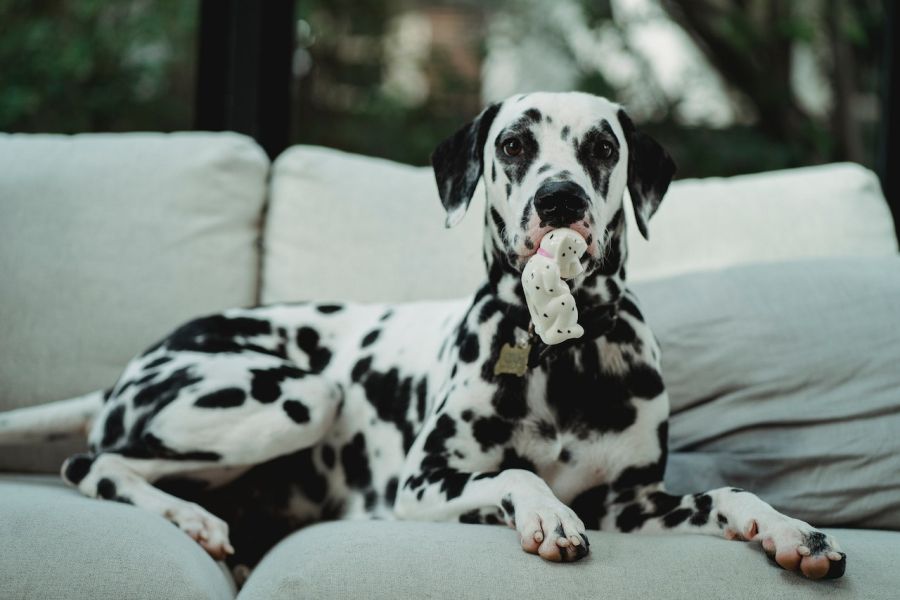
[291,0,886,176]
[0,0,198,133]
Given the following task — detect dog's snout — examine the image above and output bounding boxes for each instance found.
[533,181,589,227]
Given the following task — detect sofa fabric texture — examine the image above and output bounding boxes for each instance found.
[0,475,236,600]
[0,132,269,472]
[239,520,896,600]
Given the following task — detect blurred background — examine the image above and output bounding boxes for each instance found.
[0,0,893,181]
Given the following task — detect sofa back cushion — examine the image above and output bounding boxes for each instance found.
[635,257,900,530]
[263,148,896,303]
[0,132,268,472]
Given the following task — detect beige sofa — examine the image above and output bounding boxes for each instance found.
[1,132,899,599]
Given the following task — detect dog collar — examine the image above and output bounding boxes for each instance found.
[527,301,620,368]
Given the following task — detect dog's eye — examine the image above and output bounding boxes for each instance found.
[596,141,614,160]
[502,138,523,157]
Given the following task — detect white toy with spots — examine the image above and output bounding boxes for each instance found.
[522,228,588,345]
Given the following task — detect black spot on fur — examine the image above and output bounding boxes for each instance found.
[615,503,646,532]
[101,405,126,447]
[195,387,246,408]
[571,484,608,530]
[499,448,536,472]
[690,509,710,526]
[559,448,571,462]
[545,342,637,435]
[717,513,728,527]
[385,476,399,506]
[492,378,528,420]
[63,454,94,485]
[490,206,506,241]
[133,367,201,408]
[340,432,372,489]
[524,108,542,123]
[296,327,332,373]
[166,315,273,354]
[321,444,336,468]
[501,495,516,521]
[351,356,372,383]
[459,509,481,524]
[472,416,514,451]
[626,363,664,399]
[415,379,428,422]
[459,333,480,363]
[663,508,693,528]
[96,478,117,500]
[361,329,380,348]
[316,304,343,314]
[283,400,310,423]
[561,126,570,140]
[359,367,417,451]
[249,365,306,404]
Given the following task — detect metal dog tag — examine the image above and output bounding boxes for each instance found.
[494,342,531,377]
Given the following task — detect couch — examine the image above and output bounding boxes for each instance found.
[1,132,899,599]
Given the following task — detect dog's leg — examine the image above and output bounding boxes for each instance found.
[61,453,236,558]
[605,485,846,579]
[394,413,589,563]
[62,370,343,559]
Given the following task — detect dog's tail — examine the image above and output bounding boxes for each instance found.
[0,390,106,444]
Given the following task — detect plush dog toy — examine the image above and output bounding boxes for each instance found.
[522,228,588,345]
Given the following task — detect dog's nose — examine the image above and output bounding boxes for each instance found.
[533,181,589,227]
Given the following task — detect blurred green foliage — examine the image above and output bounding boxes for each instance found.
[0,0,886,180]
[0,0,197,133]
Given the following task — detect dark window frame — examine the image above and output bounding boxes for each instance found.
[194,0,295,159]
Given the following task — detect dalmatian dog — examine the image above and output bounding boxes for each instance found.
[0,92,846,580]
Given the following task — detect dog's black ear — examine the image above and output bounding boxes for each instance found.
[617,108,676,240]
[431,102,501,228]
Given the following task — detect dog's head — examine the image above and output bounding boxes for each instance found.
[432,92,675,281]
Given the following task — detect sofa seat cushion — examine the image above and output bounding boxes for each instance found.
[0,132,269,473]
[238,520,897,599]
[0,475,236,600]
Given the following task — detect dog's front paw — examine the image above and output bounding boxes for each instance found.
[744,518,846,579]
[516,501,589,562]
[165,502,235,560]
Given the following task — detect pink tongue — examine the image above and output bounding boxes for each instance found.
[537,248,552,258]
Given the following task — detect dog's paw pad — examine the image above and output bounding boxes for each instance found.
[762,526,845,579]
[165,502,234,560]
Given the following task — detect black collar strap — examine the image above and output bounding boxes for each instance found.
[527,301,620,367]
